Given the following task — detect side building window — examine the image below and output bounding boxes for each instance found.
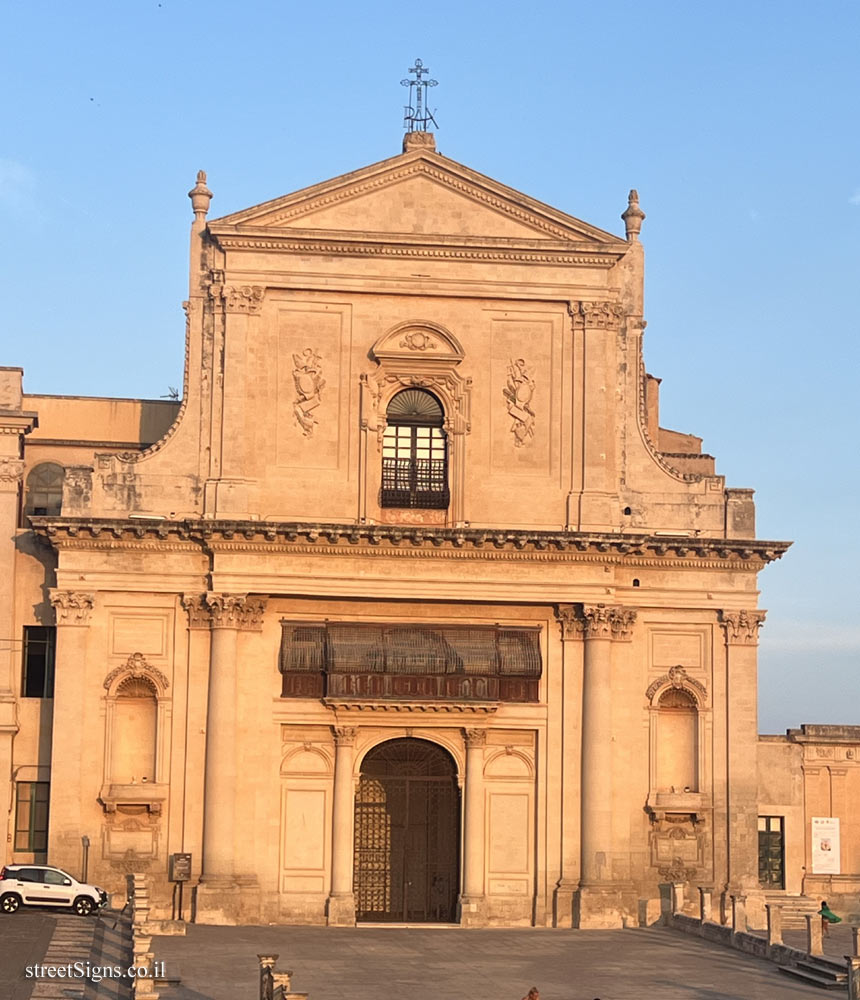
[15,782,50,852]
[24,463,64,518]
[22,626,56,698]
[381,389,449,509]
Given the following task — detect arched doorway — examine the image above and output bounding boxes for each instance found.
[354,738,459,922]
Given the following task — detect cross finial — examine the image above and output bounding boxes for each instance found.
[401,57,438,133]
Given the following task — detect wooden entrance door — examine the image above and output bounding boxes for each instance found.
[758,815,785,888]
[354,738,459,922]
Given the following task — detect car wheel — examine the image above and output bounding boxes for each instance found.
[73,896,95,916]
[1,892,21,914]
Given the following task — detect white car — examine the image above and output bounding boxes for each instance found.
[0,864,108,916]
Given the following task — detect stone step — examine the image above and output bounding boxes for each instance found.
[778,957,847,991]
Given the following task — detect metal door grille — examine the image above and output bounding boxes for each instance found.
[758,815,785,888]
[354,739,459,922]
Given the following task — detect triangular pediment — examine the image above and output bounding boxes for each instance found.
[210,149,627,247]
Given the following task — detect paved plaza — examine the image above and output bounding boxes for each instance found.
[153,925,829,1000]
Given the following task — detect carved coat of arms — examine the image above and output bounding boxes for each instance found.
[503,358,536,446]
[292,348,325,436]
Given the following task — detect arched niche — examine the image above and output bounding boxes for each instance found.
[100,654,171,812]
[646,666,707,801]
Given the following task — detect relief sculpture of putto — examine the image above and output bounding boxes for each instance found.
[292,348,325,436]
[503,357,536,446]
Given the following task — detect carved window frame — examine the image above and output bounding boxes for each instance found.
[360,321,472,525]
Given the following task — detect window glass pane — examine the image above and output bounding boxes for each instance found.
[22,626,56,698]
[15,782,50,853]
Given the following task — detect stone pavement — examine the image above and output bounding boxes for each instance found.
[0,911,56,1000]
[153,925,827,1000]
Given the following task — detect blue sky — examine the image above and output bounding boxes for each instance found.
[3,1,858,731]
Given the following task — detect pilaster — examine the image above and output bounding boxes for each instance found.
[47,590,95,873]
[552,605,584,926]
[327,726,357,926]
[719,609,766,929]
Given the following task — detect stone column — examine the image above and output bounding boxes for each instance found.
[720,609,767,930]
[48,590,95,873]
[730,893,746,934]
[575,604,636,928]
[459,727,487,926]
[327,726,357,926]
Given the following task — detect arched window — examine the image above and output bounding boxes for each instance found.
[381,389,449,509]
[655,687,699,792]
[24,463,64,517]
[110,675,158,784]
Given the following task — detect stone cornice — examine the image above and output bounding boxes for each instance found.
[30,517,791,569]
[210,231,623,268]
[323,699,499,715]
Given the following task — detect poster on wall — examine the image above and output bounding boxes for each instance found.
[811,817,841,875]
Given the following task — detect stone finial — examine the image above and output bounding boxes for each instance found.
[402,130,436,153]
[188,169,213,220]
[621,188,645,240]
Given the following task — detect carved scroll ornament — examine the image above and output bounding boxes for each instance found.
[50,590,95,626]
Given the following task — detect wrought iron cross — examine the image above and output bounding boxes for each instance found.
[401,58,438,132]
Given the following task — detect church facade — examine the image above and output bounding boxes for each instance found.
[7,129,851,930]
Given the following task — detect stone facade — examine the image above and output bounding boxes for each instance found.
[2,132,820,929]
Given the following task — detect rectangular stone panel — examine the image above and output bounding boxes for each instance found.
[489,315,558,476]
[488,879,529,895]
[109,614,167,657]
[488,792,530,873]
[281,875,326,893]
[276,303,351,470]
[651,631,704,668]
[282,788,326,871]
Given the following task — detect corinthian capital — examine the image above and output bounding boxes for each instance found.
[205,593,268,630]
[50,590,95,626]
[578,300,625,329]
[719,609,766,645]
[181,593,211,629]
[332,726,357,747]
[581,604,613,639]
[222,284,264,314]
[463,728,487,748]
[609,607,638,641]
[555,604,586,641]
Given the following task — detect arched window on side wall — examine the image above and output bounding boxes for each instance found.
[381,389,449,509]
[655,687,699,792]
[24,463,64,518]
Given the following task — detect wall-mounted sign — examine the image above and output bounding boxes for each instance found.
[811,817,840,875]
[168,852,192,882]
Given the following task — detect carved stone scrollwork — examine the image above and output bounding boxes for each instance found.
[646,665,707,705]
[719,609,766,645]
[332,726,358,747]
[239,597,268,631]
[503,358,536,447]
[181,594,211,629]
[222,285,264,314]
[103,652,170,694]
[399,330,438,351]
[463,727,487,748]
[555,604,586,641]
[0,458,25,485]
[292,348,325,437]
[658,857,697,882]
[50,590,95,626]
